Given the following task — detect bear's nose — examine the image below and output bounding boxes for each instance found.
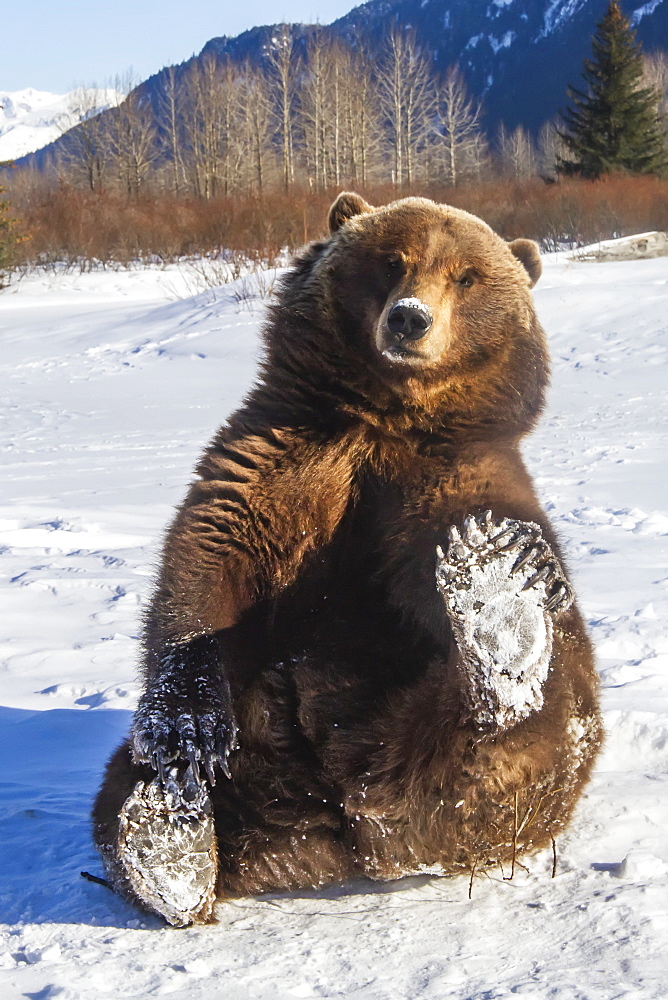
[386,298,433,341]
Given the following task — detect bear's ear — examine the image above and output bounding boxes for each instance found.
[328,192,374,233]
[508,238,542,287]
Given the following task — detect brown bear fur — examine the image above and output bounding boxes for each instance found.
[93,193,601,913]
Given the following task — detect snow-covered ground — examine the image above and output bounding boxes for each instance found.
[0,87,121,161]
[0,251,667,999]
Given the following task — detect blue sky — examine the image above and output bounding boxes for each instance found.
[3,1,359,93]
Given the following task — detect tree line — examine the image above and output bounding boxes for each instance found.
[18,3,667,203]
[2,1,667,274]
[45,4,666,202]
[39,29,591,199]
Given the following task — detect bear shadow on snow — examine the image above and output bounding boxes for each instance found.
[0,706,139,927]
[92,193,602,926]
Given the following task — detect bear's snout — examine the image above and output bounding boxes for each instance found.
[386,298,433,342]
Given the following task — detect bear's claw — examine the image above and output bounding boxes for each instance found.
[132,667,238,787]
[437,513,572,614]
[436,513,573,730]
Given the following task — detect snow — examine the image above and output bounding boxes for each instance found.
[570,231,668,262]
[631,0,665,26]
[1,249,668,997]
[0,87,121,161]
[488,31,516,54]
[536,0,588,40]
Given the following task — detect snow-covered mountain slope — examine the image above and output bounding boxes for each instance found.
[0,253,667,998]
[0,87,120,162]
[18,0,666,172]
[199,0,668,133]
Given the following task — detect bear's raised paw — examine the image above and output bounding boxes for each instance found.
[436,513,572,731]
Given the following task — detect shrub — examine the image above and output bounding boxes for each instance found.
[0,181,28,287]
[5,171,668,270]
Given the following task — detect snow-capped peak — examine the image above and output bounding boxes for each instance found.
[631,0,666,26]
[536,0,589,40]
[0,87,121,162]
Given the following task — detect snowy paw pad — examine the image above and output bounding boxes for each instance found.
[117,767,218,926]
[436,513,571,730]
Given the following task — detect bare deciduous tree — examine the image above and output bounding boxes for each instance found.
[536,119,566,178]
[340,43,379,186]
[434,66,485,185]
[643,50,668,129]
[59,85,118,191]
[181,54,239,198]
[106,75,158,196]
[497,123,538,178]
[301,31,332,189]
[376,28,436,186]
[237,64,274,193]
[159,66,188,196]
[266,26,301,191]
[300,35,371,188]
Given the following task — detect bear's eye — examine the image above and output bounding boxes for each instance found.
[457,271,476,288]
[386,257,404,280]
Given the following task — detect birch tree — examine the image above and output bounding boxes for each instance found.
[497,123,538,178]
[59,85,116,191]
[106,76,158,196]
[341,43,378,186]
[642,50,668,130]
[237,65,274,193]
[435,66,484,185]
[376,28,436,186]
[159,66,188,195]
[300,31,331,189]
[266,26,300,191]
[181,54,239,198]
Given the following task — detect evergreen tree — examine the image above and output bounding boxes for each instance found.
[558,0,667,178]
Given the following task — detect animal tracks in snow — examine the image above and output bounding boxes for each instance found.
[564,505,668,535]
[0,512,150,712]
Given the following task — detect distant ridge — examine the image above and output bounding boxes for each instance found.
[13,0,668,169]
[0,87,121,161]
[200,0,666,134]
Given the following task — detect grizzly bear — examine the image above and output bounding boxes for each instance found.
[92,193,602,926]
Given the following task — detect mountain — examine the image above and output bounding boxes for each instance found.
[201,0,667,133]
[0,87,121,162]
[13,0,668,171]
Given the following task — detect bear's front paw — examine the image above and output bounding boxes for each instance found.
[117,767,218,926]
[132,665,238,786]
[435,513,572,730]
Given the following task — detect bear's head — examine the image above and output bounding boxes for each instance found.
[267,193,548,438]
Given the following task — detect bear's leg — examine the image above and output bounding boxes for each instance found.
[94,739,359,923]
[93,743,218,926]
[334,520,599,879]
[436,512,573,731]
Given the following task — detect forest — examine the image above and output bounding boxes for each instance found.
[2,5,668,269]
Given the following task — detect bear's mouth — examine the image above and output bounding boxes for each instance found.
[380,345,428,365]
